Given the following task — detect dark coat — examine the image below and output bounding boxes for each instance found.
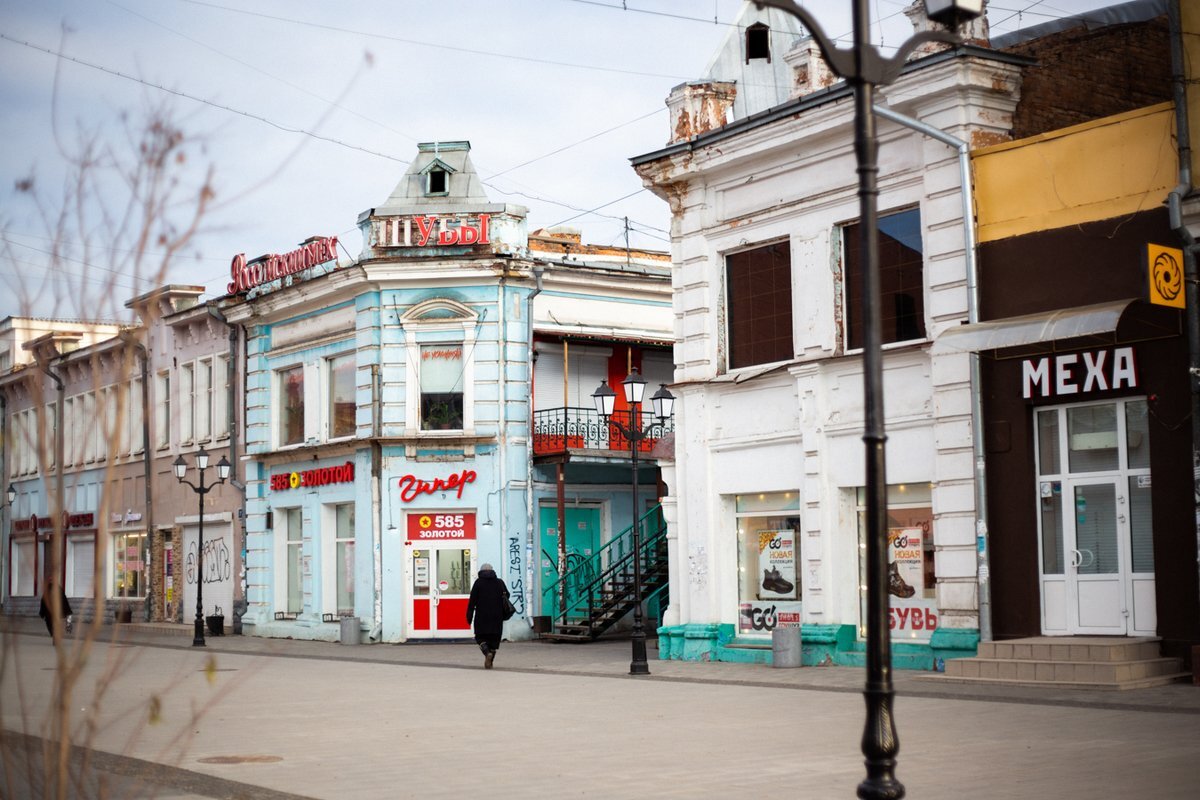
[466,569,509,637]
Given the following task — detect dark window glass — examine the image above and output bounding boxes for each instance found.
[420,344,464,430]
[726,241,793,369]
[746,23,770,61]
[843,208,925,349]
[427,169,447,194]
[279,366,304,445]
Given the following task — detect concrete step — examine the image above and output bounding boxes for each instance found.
[945,655,1184,684]
[978,636,1162,663]
[921,670,1192,692]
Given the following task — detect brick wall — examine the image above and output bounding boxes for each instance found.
[1004,15,1171,139]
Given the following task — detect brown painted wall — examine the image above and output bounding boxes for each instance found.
[1002,15,1171,139]
[978,211,1197,657]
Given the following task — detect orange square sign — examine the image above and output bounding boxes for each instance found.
[1147,244,1185,308]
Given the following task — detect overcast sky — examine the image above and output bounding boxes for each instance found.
[0,0,1110,321]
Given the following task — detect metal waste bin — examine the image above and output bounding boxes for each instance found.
[340,616,360,645]
[772,625,802,668]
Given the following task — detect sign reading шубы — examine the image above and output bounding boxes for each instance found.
[227,236,338,295]
[377,214,490,248]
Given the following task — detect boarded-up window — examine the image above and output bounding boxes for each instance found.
[726,241,793,369]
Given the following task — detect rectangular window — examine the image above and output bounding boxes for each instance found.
[196,359,212,442]
[180,363,194,443]
[334,503,355,616]
[328,354,356,439]
[130,377,145,454]
[279,366,305,446]
[843,207,925,349]
[13,538,35,596]
[286,508,303,614]
[726,241,793,369]
[856,483,937,641]
[113,532,147,598]
[155,372,171,449]
[68,536,95,598]
[83,393,98,462]
[102,388,117,461]
[214,354,230,440]
[735,492,801,634]
[420,344,464,430]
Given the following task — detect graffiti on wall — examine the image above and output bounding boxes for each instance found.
[184,538,232,587]
[507,535,525,615]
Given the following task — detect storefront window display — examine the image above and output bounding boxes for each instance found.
[856,484,937,641]
[334,503,355,616]
[113,532,147,598]
[735,492,801,634]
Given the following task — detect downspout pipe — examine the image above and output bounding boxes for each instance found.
[873,104,993,641]
[205,302,247,633]
[1,394,7,610]
[370,363,383,642]
[131,338,154,621]
[525,266,544,623]
[1165,0,1200,637]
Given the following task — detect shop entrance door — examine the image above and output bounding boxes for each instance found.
[539,505,601,616]
[1035,400,1155,636]
[1062,478,1125,634]
[408,545,475,638]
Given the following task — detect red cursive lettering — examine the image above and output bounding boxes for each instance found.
[397,469,477,503]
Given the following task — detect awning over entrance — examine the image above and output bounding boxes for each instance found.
[932,299,1139,355]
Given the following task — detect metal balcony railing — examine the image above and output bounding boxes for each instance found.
[531,407,674,456]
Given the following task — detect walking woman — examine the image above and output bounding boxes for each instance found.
[466,563,509,669]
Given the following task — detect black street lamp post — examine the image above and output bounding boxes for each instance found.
[751,2,981,797]
[593,369,675,676]
[173,448,231,647]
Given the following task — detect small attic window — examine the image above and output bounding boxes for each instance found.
[746,23,770,63]
[426,168,448,195]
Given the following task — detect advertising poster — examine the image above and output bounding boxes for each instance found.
[738,600,802,634]
[887,527,923,600]
[757,530,797,600]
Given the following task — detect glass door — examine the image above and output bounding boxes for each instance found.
[1035,399,1155,636]
[409,545,474,638]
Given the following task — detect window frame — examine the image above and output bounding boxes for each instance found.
[724,238,795,371]
[326,352,357,440]
[112,530,147,599]
[840,206,927,352]
[276,364,306,448]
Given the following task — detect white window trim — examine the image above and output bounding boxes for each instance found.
[273,506,304,616]
[155,370,171,450]
[323,352,357,443]
[404,332,475,432]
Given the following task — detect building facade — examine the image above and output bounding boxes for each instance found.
[225,141,672,643]
[632,0,1195,668]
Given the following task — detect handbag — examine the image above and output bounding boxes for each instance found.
[502,593,516,621]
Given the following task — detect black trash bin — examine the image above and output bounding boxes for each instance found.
[206,606,225,636]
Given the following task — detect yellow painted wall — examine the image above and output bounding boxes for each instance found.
[972,104,1177,243]
[1184,0,1199,190]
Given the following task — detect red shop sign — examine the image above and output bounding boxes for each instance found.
[13,512,95,533]
[227,235,338,295]
[407,513,477,541]
[270,462,355,491]
[397,469,476,503]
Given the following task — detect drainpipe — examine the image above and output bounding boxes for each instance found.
[497,277,510,616]
[36,355,66,624]
[525,266,544,622]
[1165,0,1200,632]
[1,394,6,610]
[205,302,246,633]
[132,339,154,621]
[370,363,383,641]
[873,104,993,642]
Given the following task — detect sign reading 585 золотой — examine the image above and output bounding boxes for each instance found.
[407,513,477,541]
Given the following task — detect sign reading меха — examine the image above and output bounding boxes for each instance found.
[407,513,477,541]
[1022,346,1137,399]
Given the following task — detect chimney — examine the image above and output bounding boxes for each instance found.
[666,81,737,144]
[903,0,991,56]
[784,37,837,98]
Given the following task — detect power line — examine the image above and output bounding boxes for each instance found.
[178,0,691,81]
[545,188,647,229]
[0,33,411,165]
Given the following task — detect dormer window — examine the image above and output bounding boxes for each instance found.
[746,22,770,62]
[426,168,448,195]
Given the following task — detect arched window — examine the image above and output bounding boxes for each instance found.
[746,22,770,62]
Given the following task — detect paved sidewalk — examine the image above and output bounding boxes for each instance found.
[3,617,1198,799]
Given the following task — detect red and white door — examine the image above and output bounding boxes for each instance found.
[406,512,476,639]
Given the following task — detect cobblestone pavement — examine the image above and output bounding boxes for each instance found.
[2,617,1196,799]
